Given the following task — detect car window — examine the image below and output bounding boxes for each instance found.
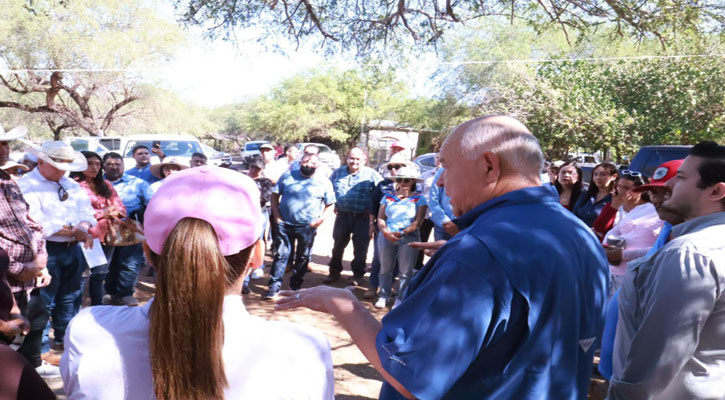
[245,142,264,151]
[70,140,105,153]
[124,140,202,158]
[418,155,436,167]
[99,138,121,151]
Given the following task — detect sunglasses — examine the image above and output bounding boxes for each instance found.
[395,178,412,184]
[57,183,69,202]
[387,164,403,171]
[621,170,643,178]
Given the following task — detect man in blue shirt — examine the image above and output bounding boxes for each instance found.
[325,148,382,285]
[276,115,608,400]
[102,152,153,306]
[264,153,335,299]
[428,167,457,241]
[125,145,160,184]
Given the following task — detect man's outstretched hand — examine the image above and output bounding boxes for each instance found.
[408,240,447,257]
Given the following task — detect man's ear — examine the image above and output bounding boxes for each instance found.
[480,151,501,184]
[709,182,725,203]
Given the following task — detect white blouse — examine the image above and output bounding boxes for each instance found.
[60,295,334,399]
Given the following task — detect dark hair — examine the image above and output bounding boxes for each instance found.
[554,161,583,207]
[584,162,618,199]
[102,152,123,163]
[284,144,296,153]
[619,172,651,203]
[689,141,725,189]
[191,152,208,160]
[132,145,149,155]
[70,151,112,198]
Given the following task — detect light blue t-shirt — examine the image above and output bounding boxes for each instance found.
[275,169,335,226]
[380,192,427,232]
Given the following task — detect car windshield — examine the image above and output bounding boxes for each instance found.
[245,142,267,151]
[70,140,107,154]
[124,140,203,158]
[298,143,331,153]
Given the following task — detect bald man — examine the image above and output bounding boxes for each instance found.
[325,147,382,284]
[276,115,608,400]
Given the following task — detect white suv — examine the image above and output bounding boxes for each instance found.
[120,134,204,170]
[295,143,341,170]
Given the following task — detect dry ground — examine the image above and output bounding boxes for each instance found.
[43,216,608,399]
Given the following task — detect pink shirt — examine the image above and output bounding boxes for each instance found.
[78,180,126,241]
[604,203,663,275]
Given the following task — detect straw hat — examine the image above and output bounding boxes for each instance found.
[150,157,189,178]
[0,123,28,141]
[0,161,30,173]
[392,165,422,182]
[26,141,87,172]
[381,153,416,171]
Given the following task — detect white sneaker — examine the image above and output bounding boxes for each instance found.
[101,294,113,305]
[251,268,265,280]
[35,361,61,378]
[374,297,387,309]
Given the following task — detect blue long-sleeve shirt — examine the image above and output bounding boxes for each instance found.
[428,168,455,228]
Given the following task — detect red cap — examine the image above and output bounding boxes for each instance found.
[633,159,684,192]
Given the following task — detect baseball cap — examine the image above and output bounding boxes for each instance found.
[144,166,263,256]
[633,159,684,192]
[248,158,265,170]
[390,140,408,150]
[259,143,274,151]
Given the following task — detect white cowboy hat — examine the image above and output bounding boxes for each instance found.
[26,140,87,172]
[0,161,30,173]
[0,123,28,141]
[392,165,422,182]
[381,153,417,171]
[150,157,189,178]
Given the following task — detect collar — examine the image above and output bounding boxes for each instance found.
[671,211,725,239]
[454,185,559,230]
[28,167,71,186]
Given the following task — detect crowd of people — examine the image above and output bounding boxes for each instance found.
[1,116,724,400]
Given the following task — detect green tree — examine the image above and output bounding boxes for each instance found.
[176,0,723,56]
[0,0,181,139]
[238,67,406,146]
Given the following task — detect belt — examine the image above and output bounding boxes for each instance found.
[47,240,80,247]
[338,210,368,217]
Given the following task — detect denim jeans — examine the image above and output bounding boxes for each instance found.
[43,242,87,345]
[268,223,316,290]
[378,230,420,299]
[433,225,453,241]
[329,213,371,278]
[85,244,115,306]
[105,243,145,298]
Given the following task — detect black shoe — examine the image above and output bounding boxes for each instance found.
[322,272,341,284]
[241,283,250,295]
[351,275,364,286]
[262,286,280,300]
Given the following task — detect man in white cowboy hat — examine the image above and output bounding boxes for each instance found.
[18,141,96,354]
[148,156,189,195]
[0,123,57,377]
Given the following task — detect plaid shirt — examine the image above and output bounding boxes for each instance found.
[0,171,46,293]
[329,166,382,214]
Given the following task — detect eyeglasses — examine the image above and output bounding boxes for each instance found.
[387,164,403,171]
[57,183,68,202]
[396,178,412,184]
[621,169,642,178]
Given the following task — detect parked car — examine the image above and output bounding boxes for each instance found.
[120,134,204,170]
[295,143,341,170]
[65,138,111,157]
[201,143,229,166]
[624,145,692,178]
[241,140,270,166]
[413,153,437,175]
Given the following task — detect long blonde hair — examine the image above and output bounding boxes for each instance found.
[148,218,253,400]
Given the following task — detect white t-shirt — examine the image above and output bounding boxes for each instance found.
[61,295,334,399]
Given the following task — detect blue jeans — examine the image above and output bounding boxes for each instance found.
[105,243,145,298]
[433,225,452,241]
[378,231,420,299]
[329,212,371,278]
[43,242,87,344]
[268,223,316,290]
